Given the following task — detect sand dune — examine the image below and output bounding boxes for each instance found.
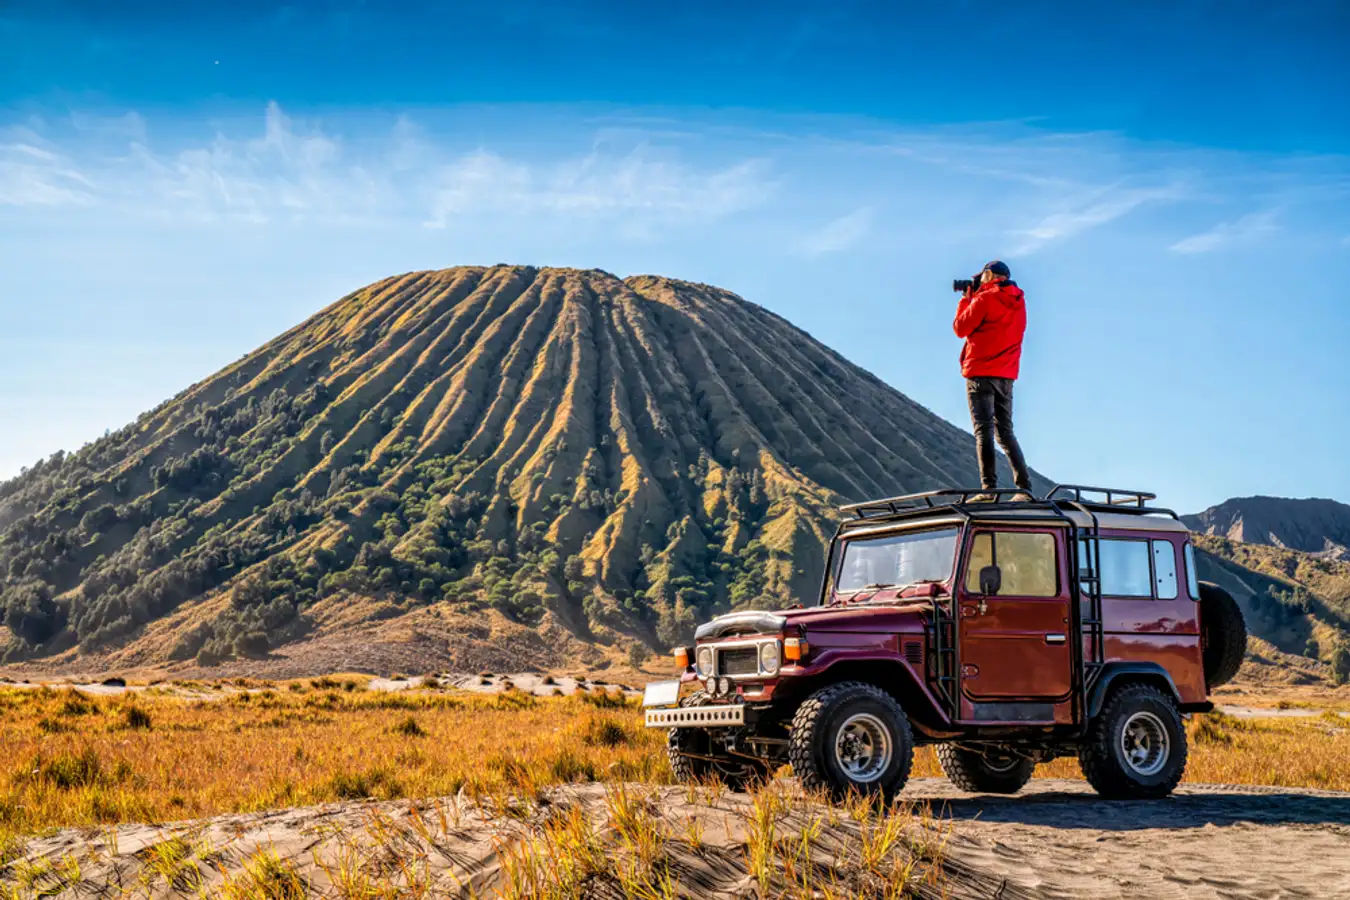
[6,778,1348,898]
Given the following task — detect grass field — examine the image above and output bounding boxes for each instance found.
[1,680,1348,845]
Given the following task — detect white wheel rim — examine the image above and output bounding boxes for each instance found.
[1120,711,1170,777]
[834,713,893,783]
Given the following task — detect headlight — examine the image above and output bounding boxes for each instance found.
[696,646,714,676]
[759,641,781,675]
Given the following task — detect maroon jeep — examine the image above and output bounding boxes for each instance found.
[645,485,1247,800]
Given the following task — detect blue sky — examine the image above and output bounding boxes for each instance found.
[1,1,1347,513]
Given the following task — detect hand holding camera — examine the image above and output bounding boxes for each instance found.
[952,275,982,297]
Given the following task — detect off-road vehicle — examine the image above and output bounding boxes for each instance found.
[644,485,1247,800]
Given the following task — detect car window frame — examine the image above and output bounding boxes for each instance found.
[963,528,1060,598]
[1083,536,1183,601]
[831,526,961,596]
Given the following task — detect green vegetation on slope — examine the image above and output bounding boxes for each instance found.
[0,266,1032,667]
[1193,535,1350,681]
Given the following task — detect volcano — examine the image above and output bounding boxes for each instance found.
[0,266,1038,673]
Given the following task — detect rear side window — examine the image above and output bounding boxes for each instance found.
[1184,543,1201,600]
[1097,540,1153,596]
[1081,538,1182,599]
[965,531,1058,596]
[1153,541,1178,600]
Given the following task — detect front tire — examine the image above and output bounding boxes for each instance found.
[936,744,1035,794]
[666,691,767,792]
[788,682,914,800]
[1079,683,1188,799]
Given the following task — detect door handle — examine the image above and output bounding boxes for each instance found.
[1044,633,1066,644]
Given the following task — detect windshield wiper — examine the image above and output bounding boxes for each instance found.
[832,579,944,606]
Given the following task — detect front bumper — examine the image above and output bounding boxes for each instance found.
[645,704,746,729]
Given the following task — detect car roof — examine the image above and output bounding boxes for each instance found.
[836,506,1188,539]
[835,485,1188,538]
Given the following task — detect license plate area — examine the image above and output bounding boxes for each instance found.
[642,680,681,708]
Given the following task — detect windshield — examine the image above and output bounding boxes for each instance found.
[831,528,959,597]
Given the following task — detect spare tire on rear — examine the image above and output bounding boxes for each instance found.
[1199,581,1246,689]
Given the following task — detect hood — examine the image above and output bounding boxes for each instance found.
[696,599,930,640]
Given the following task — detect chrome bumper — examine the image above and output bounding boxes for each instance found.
[645,704,745,729]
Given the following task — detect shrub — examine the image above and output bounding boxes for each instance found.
[327,767,403,800]
[1331,646,1350,685]
[122,705,153,730]
[550,749,598,783]
[392,716,425,737]
[28,747,105,789]
[582,717,631,748]
[579,689,630,710]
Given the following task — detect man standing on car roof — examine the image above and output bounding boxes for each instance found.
[953,260,1034,500]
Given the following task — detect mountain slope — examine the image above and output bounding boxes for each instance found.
[1184,496,1350,560]
[1192,534,1350,678]
[0,265,1042,671]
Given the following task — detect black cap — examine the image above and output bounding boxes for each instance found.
[983,260,1010,278]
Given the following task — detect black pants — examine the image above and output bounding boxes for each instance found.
[966,377,1033,491]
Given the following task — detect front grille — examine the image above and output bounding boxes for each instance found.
[718,647,760,676]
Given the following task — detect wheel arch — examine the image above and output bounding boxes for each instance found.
[777,658,948,735]
[1087,663,1183,720]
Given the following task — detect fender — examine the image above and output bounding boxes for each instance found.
[772,651,954,732]
[1087,662,1186,719]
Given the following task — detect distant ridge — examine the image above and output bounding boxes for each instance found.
[1184,496,1350,561]
[0,265,1042,673]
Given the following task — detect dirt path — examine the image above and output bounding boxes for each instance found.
[5,778,1347,899]
[919,779,1350,898]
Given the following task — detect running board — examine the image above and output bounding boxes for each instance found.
[645,705,745,729]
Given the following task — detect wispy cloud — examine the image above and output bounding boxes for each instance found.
[423,148,770,229]
[0,133,98,207]
[0,103,775,235]
[2,104,1346,265]
[1170,209,1279,254]
[1011,184,1185,254]
[798,206,873,256]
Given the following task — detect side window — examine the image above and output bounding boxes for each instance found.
[1098,540,1152,597]
[965,531,1057,596]
[1184,542,1201,600]
[1152,541,1178,600]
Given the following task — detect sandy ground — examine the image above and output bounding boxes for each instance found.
[5,778,1347,899]
[0,671,640,699]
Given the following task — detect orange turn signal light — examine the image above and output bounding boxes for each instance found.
[672,647,690,669]
[784,637,808,661]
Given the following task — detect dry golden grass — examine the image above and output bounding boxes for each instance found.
[910,709,1350,791]
[1,682,1347,852]
[0,684,664,840]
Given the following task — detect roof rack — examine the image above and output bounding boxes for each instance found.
[838,483,1178,523]
[1044,484,1156,509]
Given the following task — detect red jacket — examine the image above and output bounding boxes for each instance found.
[953,280,1026,379]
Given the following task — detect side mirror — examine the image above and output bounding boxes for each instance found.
[978,565,1002,596]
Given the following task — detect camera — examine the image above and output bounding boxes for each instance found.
[952,275,982,293]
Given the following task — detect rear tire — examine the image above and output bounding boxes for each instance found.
[666,691,767,792]
[936,744,1035,794]
[1199,581,1247,689]
[788,682,914,800]
[1079,683,1188,799]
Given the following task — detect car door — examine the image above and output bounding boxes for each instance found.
[958,527,1073,704]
